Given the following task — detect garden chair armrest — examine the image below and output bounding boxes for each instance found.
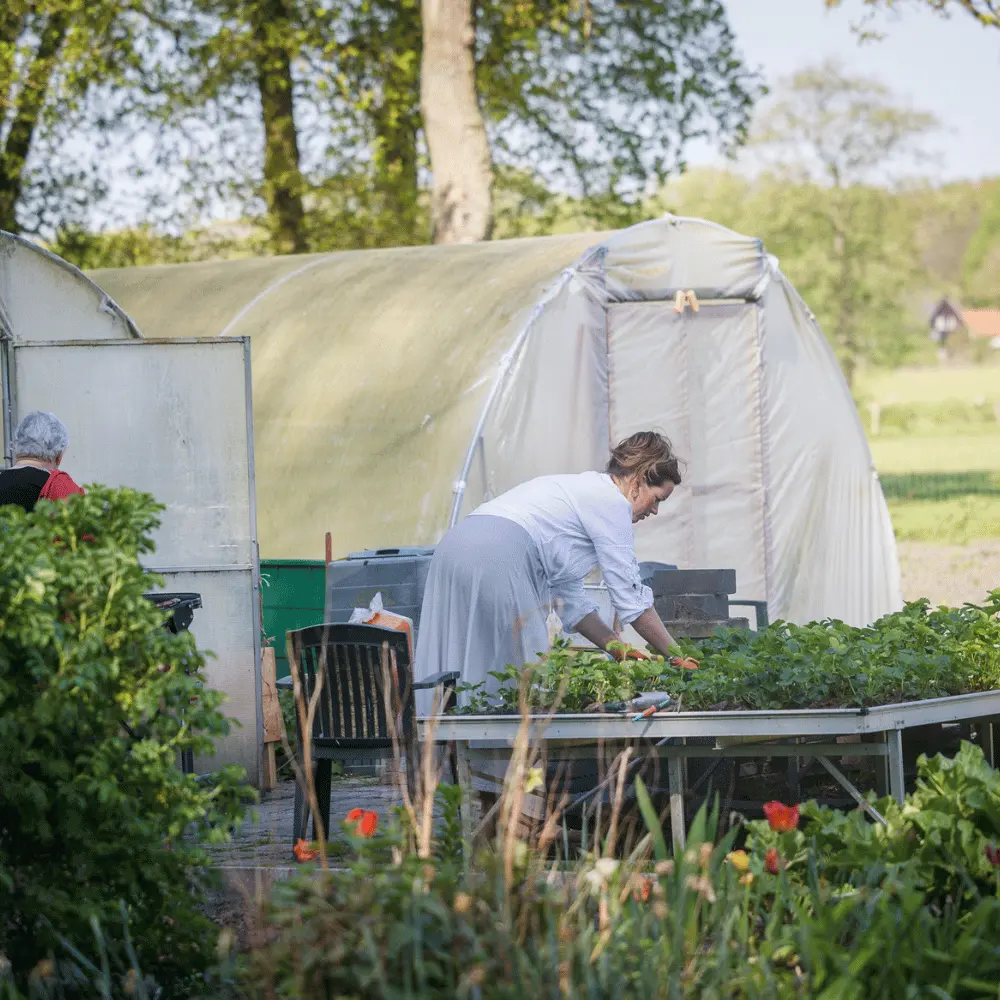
[728,599,769,630]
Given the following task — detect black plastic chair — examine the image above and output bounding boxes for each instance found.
[285,622,458,844]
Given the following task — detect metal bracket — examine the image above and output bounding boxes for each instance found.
[817,756,887,825]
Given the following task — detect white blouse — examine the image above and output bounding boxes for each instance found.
[471,471,654,629]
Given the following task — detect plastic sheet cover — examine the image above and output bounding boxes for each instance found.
[93,217,902,626]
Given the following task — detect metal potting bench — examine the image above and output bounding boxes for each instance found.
[419,690,1000,848]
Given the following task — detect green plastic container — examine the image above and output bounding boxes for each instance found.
[260,559,327,679]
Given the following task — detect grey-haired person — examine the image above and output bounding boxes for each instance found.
[0,411,84,511]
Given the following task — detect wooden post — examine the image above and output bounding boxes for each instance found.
[868,401,881,436]
[325,531,332,565]
[261,646,284,790]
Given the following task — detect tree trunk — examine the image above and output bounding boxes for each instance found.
[0,8,68,234]
[420,0,493,243]
[250,0,306,255]
[0,2,27,116]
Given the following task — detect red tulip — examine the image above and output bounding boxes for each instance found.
[763,801,800,833]
[346,808,378,838]
[765,849,782,875]
[293,838,319,863]
[985,844,1000,868]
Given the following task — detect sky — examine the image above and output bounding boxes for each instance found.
[692,0,1000,183]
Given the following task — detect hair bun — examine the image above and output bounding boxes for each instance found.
[606,430,682,487]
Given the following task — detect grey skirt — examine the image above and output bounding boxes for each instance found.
[414,514,550,715]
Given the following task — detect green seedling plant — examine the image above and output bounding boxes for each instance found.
[457,593,1000,714]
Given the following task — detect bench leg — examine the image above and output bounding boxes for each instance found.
[973,717,996,768]
[293,771,309,844]
[314,759,333,840]
[864,731,889,798]
[668,755,686,852]
[887,729,905,804]
[786,739,801,800]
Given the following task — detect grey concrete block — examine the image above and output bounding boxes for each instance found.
[667,617,749,638]
[654,594,730,621]
[647,568,737,597]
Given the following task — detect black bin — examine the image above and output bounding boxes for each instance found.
[144,592,203,773]
[144,592,202,633]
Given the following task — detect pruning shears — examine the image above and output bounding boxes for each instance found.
[631,697,672,722]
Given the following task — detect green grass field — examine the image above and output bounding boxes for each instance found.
[870,432,1000,474]
[863,366,1000,543]
[857,364,1000,406]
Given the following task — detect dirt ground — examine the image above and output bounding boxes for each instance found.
[204,777,403,870]
[898,539,1000,607]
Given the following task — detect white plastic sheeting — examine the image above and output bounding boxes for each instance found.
[93,216,902,627]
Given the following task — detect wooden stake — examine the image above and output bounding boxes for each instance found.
[261,647,283,790]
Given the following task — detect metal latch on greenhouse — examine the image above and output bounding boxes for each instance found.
[673,289,700,313]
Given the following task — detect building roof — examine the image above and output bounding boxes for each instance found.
[930,297,962,322]
[962,308,1000,339]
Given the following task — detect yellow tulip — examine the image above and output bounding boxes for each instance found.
[726,850,750,872]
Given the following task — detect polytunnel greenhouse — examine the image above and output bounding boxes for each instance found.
[91,215,903,627]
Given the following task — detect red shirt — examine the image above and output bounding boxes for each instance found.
[39,470,85,501]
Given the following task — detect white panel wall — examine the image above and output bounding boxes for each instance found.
[12,338,262,782]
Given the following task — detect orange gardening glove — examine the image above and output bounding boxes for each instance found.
[670,655,699,671]
[608,645,650,662]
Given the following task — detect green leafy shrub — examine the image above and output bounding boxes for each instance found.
[0,488,254,991]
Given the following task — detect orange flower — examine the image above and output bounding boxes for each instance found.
[293,838,319,863]
[763,801,800,833]
[765,848,782,875]
[346,808,378,837]
[631,875,652,902]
